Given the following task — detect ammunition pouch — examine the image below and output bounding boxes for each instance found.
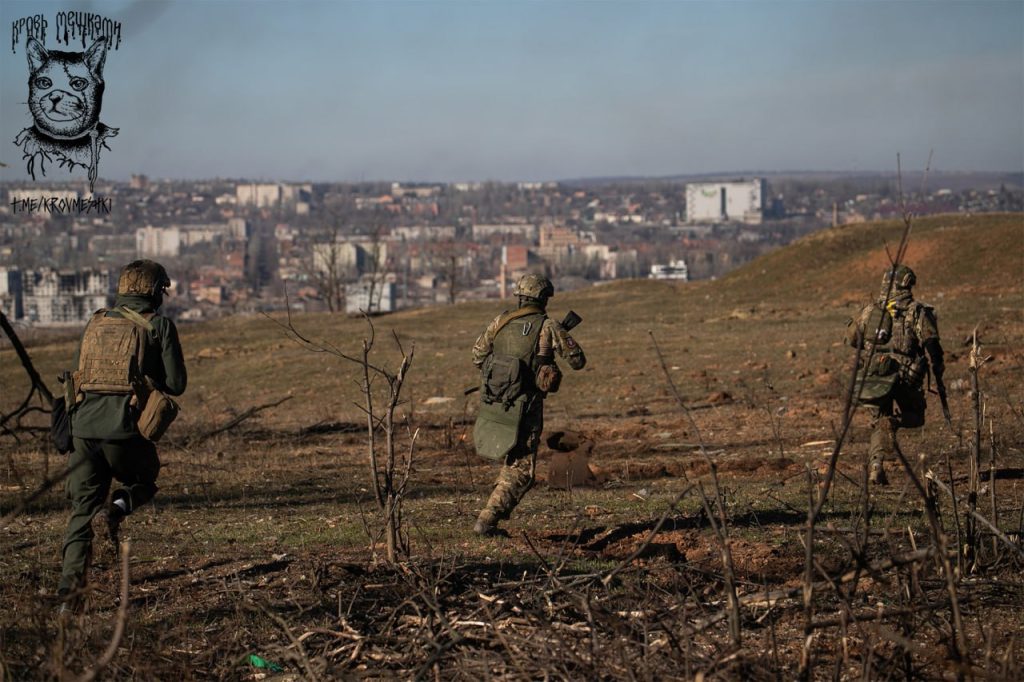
[50,371,76,454]
[896,354,928,388]
[855,352,899,405]
[136,385,179,442]
[50,397,73,454]
[873,354,897,377]
[481,354,529,407]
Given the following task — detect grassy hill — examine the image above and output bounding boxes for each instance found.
[717,212,1023,302]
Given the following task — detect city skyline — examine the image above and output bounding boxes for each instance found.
[1,0,1022,184]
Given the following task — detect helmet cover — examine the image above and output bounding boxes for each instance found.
[117,260,171,297]
[512,273,554,300]
[881,264,916,292]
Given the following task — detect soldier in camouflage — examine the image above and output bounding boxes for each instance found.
[58,260,187,607]
[471,274,586,536]
[845,265,944,485]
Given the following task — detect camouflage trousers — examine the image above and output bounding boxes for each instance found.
[868,383,926,467]
[59,436,160,593]
[477,403,543,527]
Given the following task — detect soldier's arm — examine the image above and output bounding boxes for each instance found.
[157,317,188,396]
[844,305,870,348]
[471,314,502,368]
[918,306,944,379]
[843,318,862,348]
[545,319,586,370]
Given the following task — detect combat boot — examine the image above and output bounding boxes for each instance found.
[55,587,84,621]
[92,503,125,552]
[868,460,889,486]
[473,514,509,538]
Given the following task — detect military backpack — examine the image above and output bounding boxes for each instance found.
[479,307,545,407]
[474,308,545,461]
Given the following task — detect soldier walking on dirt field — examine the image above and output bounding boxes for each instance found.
[471,274,586,536]
[57,260,187,608]
[845,265,945,485]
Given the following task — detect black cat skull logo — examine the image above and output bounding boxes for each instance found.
[14,37,118,192]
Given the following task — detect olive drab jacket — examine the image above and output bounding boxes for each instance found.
[845,292,939,403]
[71,294,187,440]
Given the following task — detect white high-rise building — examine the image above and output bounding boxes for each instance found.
[346,277,396,314]
[0,267,23,319]
[236,183,312,208]
[136,226,182,258]
[685,179,765,225]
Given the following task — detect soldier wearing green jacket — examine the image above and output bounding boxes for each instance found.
[58,260,187,602]
[471,274,585,536]
[845,265,944,485]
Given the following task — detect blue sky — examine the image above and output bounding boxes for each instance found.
[1,0,1022,182]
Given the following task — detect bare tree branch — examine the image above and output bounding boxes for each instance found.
[72,541,131,682]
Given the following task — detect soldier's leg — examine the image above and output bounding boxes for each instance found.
[105,435,160,511]
[480,453,535,522]
[59,438,111,594]
[894,386,926,430]
[872,385,926,480]
[868,400,896,485]
[94,436,160,549]
[476,407,543,534]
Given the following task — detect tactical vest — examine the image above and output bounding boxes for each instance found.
[480,310,545,407]
[75,308,154,395]
[855,301,928,402]
[887,302,926,357]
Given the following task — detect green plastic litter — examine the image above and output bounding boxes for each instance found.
[247,654,284,673]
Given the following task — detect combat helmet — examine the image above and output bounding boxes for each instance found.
[117,260,171,297]
[513,273,554,302]
[881,264,916,292]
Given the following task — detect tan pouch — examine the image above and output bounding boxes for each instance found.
[137,388,179,442]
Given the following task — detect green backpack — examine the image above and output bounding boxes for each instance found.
[854,304,898,404]
[479,308,545,406]
[474,309,545,461]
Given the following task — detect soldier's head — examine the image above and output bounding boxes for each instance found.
[881,264,916,296]
[513,273,554,309]
[118,260,171,304]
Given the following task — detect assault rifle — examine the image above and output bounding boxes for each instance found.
[463,310,583,396]
[934,370,953,432]
[560,310,582,333]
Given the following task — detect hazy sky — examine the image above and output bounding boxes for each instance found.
[1,0,1022,183]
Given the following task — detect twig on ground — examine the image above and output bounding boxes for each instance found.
[73,541,131,682]
[926,471,1024,561]
[0,458,88,529]
[188,396,293,445]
